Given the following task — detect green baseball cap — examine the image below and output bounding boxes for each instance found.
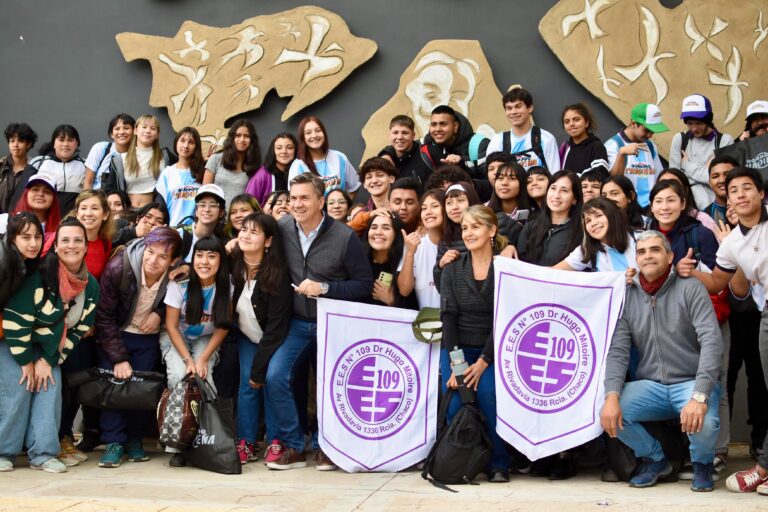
[630,103,669,133]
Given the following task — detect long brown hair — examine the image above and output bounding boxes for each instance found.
[296,116,329,176]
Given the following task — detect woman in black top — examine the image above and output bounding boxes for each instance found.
[561,103,609,178]
[231,212,292,464]
[440,204,511,483]
[515,170,583,266]
[362,213,414,308]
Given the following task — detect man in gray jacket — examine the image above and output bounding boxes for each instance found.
[600,230,722,492]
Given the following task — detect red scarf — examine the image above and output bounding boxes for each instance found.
[58,261,88,352]
[639,266,671,296]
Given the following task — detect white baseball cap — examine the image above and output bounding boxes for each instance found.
[25,173,57,191]
[195,184,226,206]
[746,100,768,120]
[680,94,712,119]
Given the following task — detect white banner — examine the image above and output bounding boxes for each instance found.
[317,298,440,472]
[493,257,625,460]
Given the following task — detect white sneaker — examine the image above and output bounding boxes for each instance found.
[30,457,67,473]
[0,457,13,472]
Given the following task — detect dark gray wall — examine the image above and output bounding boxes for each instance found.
[0,0,754,445]
[0,0,624,160]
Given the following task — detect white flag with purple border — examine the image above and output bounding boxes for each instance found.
[317,298,439,472]
[493,257,625,460]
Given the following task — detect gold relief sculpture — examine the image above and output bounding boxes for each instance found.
[116,6,377,151]
[361,40,509,162]
[539,0,768,157]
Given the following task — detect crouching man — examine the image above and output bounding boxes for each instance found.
[600,230,722,491]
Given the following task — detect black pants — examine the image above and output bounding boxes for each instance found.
[59,336,100,439]
[728,309,768,450]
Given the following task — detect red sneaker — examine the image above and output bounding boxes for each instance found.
[237,440,257,465]
[726,465,768,493]
[264,439,284,465]
[265,447,307,470]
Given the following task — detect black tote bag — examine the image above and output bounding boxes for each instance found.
[184,376,241,475]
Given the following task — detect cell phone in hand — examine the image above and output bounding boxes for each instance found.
[378,271,393,287]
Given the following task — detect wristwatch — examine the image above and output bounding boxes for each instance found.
[319,282,330,295]
[692,392,708,404]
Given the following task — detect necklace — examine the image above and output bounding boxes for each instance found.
[243,257,261,267]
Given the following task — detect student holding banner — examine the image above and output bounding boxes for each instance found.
[265,172,372,472]
[440,204,511,483]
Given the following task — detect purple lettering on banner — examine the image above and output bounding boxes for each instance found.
[330,339,420,441]
[497,303,596,414]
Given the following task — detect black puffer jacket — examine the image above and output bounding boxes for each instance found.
[0,238,31,311]
[420,112,477,171]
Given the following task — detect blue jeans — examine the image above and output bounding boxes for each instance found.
[98,332,160,444]
[440,347,510,472]
[617,379,721,464]
[0,341,62,465]
[264,319,316,452]
[237,332,264,443]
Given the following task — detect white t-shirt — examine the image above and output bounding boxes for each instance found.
[604,132,663,208]
[84,141,122,190]
[287,149,360,194]
[164,280,218,340]
[125,147,164,194]
[716,208,768,293]
[398,235,440,308]
[564,235,637,272]
[156,164,200,227]
[486,127,561,171]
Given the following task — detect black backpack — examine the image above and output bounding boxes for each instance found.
[502,125,548,171]
[421,389,492,491]
[679,131,723,155]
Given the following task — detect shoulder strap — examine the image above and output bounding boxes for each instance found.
[96,142,113,171]
[714,131,723,148]
[684,227,701,261]
[646,140,657,161]
[531,126,547,170]
[181,228,193,258]
[437,388,456,430]
[419,143,436,169]
[680,132,690,154]
[502,131,511,154]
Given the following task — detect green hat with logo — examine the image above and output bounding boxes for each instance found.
[631,103,669,133]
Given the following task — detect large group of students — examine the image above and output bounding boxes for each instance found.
[1,86,768,497]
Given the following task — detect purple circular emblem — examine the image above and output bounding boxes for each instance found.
[331,339,420,440]
[497,303,595,413]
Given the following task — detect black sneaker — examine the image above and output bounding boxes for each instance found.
[75,429,102,452]
[548,453,576,480]
[169,453,186,467]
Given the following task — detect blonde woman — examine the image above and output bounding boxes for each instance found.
[123,115,166,208]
